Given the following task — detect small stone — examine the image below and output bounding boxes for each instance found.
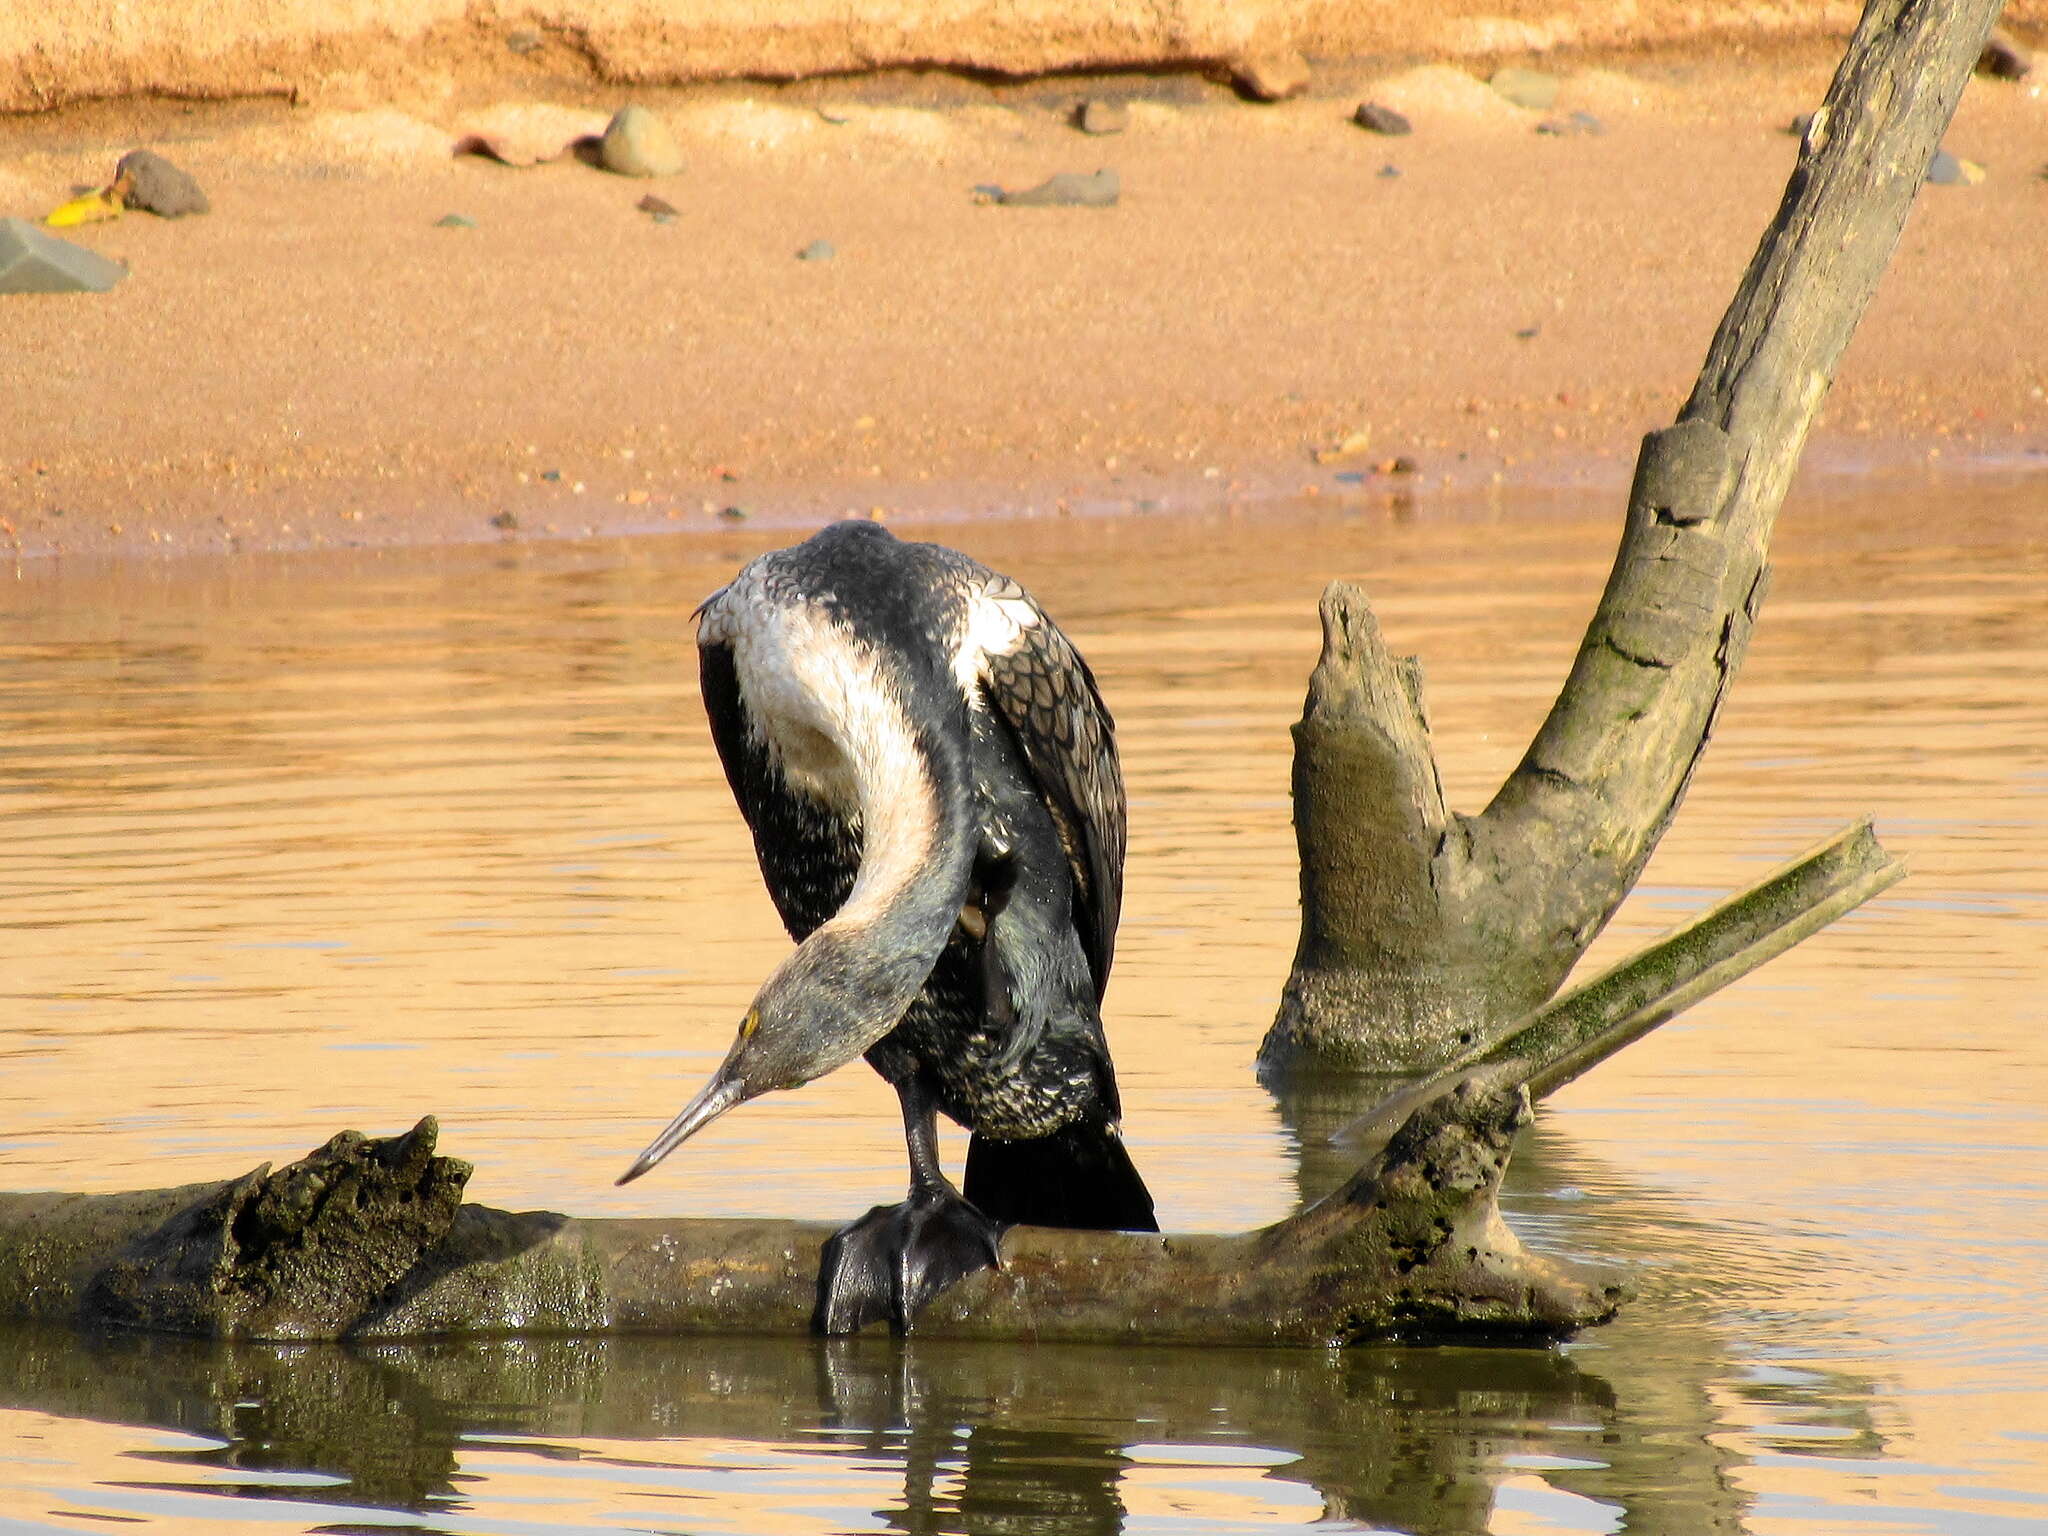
[1785,112,1814,139]
[0,217,127,294]
[434,213,477,229]
[541,468,561,482]
[718,504,748,521]
[636,194,678,217]
[1077,100,1128,135]
[506,28,543,55]
[796,239,836,261]
[1489,67,1559,111]
[1387,455,1419,475]
[490,510,519,530]
[114,150,209,218]
[996,169,1120,208]
[1232,49,1310,102]
[1352,102,1411,135]
[1978,27,2032,80]
[1377,163,1401,179]
[817,106,853,126]
[1514,324,1541,340]
[1314,430,1373,464]
[1536,110,1604,137]
[600,105,683,178]
[1925,149,1985,186]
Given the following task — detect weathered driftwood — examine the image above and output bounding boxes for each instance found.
[1330,820,1907,1153]
[0,1095,1622,1345]
[1262,0,2004,1074]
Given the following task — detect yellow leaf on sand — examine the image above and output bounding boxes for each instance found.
[46,188,123,228]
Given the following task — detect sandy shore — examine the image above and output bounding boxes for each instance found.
[2,48,2044,561]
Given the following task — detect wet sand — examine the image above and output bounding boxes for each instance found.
[2,48,2044,561]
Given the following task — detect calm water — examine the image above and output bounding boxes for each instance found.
[0,471,2043,1535]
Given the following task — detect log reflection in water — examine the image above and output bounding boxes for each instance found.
[0,1317,1791,1533]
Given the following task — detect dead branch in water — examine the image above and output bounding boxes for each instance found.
[0,1099,1620,1344]
[1262,0,2001,1075]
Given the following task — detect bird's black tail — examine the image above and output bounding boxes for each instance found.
[963,1119,1158,1232]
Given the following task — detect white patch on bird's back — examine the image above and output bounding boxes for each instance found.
[702,579,939,932]
[952,579,1043,695]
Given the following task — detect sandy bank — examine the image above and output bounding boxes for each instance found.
[1,48,2044,562]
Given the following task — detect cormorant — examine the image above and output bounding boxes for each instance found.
[619,519,1157,1333]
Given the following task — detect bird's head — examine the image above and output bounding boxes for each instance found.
[615,928,916,1185]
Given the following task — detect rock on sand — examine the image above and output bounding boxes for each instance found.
[115,149,209,217]
[1352,102,1412,135]
[996,169,1120,207]
[1232,50,1310,102]
[1489,67,1560,111]
[601,106,683,178]
[0,218,127,293]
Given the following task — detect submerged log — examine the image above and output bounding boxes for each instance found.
[0,1093,1622,1346]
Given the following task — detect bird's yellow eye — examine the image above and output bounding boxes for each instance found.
[739,1007,761,1040]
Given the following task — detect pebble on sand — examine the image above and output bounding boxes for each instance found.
[1077,100,1129,135]
[490,510,519,530]
[797,239,836,261]
[434,213,477,229]
[994,169,1120,208]
[115,149,209,218]
[601,106,683,178]
[0,217,127,294]
[1489,67,1560,111]
[636,194,678,217]
[1978,27,2032,80]
[1231,49,1310,102]
[1536,111,1605,137]
[1352,102,1412,135]
[1925,149,1985,186]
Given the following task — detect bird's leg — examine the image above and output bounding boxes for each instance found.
[812,1078,1009,1336]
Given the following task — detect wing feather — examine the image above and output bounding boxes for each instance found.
[978,589,1125,1000]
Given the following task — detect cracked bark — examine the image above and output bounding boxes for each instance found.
[1260,0,2001,1075]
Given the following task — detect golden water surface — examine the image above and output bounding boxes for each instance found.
[1,470,2043,1534]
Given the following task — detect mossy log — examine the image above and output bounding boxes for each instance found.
[1262,0,2004,1074]
[0,1090,1620,1346]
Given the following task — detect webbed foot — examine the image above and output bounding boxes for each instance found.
[813,1184,1008,1335]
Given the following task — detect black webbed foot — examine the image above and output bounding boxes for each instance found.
[813,1184,1008,1336]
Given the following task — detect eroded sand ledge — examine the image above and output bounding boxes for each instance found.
[3,1,2012,114]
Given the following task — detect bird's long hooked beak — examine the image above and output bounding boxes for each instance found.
[616,1072,747,1185]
